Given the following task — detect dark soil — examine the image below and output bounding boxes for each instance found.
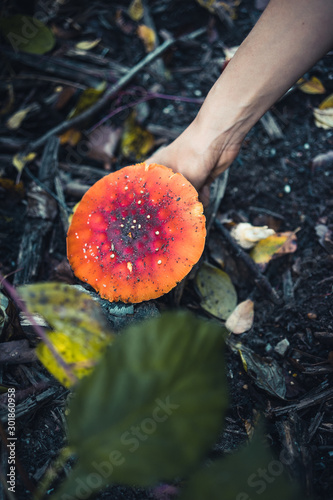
[0,1,332,499]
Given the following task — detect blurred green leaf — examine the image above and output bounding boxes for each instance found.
[0,15,55,54]
[196,262,237,320]
[180,427,300,500]
[52,311,228,498]
[18,283,114,387]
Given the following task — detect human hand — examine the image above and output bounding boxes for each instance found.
[145,118,242,206]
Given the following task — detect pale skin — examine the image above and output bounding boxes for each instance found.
[146,0,333,203]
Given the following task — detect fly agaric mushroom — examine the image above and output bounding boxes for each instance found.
[67,163,206,303]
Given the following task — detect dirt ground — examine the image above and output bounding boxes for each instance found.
[0,1,332,499]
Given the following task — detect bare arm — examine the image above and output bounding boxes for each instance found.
[147,0,333,198]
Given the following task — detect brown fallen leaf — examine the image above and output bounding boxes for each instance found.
[226,299,254,334]
[87,125,122,164]
[59,128,82,146]
[137,24,156,52]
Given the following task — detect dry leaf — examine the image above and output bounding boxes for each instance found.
[315,224,333,254]
[128,0,144,21]
[12,152,36,173]
[137,24,156,52]
[120,112,154,160]
[59,128,82,146]
[314,93,333,129]
[75,39,101,51]
[87,125,122,164]
[231,222,275,249]
[67,82,106,120]
[225,299,254,334]
[250,231,297,269]
[317,93,333,110]
[6,106,32,129]
[195,262,237,320]
[297,76,326,94]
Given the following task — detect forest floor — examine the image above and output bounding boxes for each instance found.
[0,1,332,499]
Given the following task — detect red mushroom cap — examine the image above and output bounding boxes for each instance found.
[67,163,206,303]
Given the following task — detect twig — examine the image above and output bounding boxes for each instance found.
[18,27,206,158]
[214,219,282,304]
[272,386,333,416]
[0,274,77,386]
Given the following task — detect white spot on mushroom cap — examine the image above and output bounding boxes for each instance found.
[157,260,162,265]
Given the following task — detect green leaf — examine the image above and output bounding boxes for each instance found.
[180,427,301,500]
[195,262,237,320]
[18,283,114,387]
[0,15,55,54]
[53,311,228,498]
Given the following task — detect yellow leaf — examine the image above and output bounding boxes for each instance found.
[137,24,156,52]
[196,0,215,12]
[195,262,237,320]
[67,81,106,119]
[128,0,144,21]
[18,282,114,388]
[75,38,101,51]
[59,128,82,146]
[12,152,36,173]
[298,76,326,94]
[120,112,154,160]
[6,106,32,129]
[225,299,254,334]
[36,329,110,388]
[250,231,297,267]
[318,93,333,110]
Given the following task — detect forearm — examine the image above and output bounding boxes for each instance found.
[194,0,333,147]
[147,0,333,193]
